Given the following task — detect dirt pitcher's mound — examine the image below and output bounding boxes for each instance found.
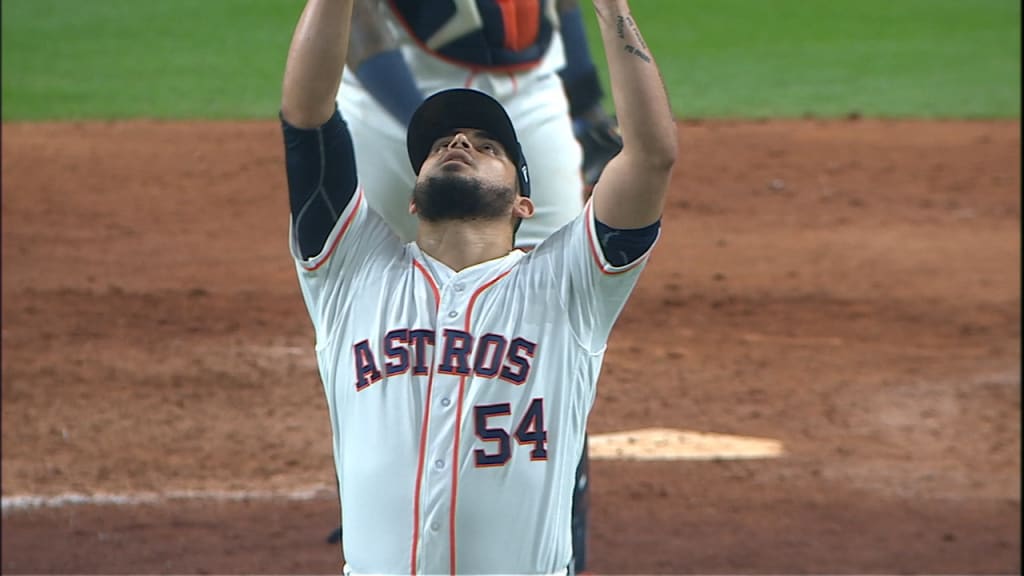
[1,118,1020,574]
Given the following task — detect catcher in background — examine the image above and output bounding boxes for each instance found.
[326,0,622,571]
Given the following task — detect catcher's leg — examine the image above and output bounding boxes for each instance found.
[493,71,583,249]
[325,476,343,544]
[570,435,590,573]
[325,523,342,544]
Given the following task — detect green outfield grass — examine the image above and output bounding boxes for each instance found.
[2,0,1019,121]
[1,0,299,120]
[592,0,1022,119]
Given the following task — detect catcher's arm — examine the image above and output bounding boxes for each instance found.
[556,0,623,198]
[588,0,677,228]
[574,110,623,200]
[345,0,423,127]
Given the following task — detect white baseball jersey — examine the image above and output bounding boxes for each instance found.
[337,0,583,249]
[291,189,654,575]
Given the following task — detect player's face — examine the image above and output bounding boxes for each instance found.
[412,129,532,224]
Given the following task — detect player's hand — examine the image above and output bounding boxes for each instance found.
[574,106,623,200]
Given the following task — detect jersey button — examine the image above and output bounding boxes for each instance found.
[447,311,458,318]
[453,283,464,292]
[434,459,445,470]
[430,522,441,531]
[440,398,451,407]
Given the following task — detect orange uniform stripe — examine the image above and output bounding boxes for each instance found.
[496,0,540,52]
[449,269,514,574]
[410,261,440,574]
[584,203,651,275]
[301,190,364,272]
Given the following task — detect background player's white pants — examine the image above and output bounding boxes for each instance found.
[337,61,584,249]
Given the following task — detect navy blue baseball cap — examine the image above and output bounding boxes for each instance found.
[406,88,531,198]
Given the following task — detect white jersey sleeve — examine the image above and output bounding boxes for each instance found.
[289,187,407,351]
[525,199,658,354]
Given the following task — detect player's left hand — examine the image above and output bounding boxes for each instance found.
[574,108,623,200]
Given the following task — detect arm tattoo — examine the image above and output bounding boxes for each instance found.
[616,13,650,64]
[625,16,648,50]
[624,45,651,63]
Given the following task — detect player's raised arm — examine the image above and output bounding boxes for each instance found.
[588,0,678,228]
[280,0,362,261]
[281,0,355,128]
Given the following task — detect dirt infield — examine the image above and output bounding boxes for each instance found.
[1,117,1020,574]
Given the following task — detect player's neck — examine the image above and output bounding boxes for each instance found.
[416,220,514,272]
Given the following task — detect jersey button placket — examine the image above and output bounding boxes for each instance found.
[419,280,466,570]
[444,279,466,323]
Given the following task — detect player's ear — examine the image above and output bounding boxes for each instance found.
[409,197,418,215]
[513,196,535,219]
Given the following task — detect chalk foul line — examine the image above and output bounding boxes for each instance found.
[1,485,335,513]
[3,429,784,511]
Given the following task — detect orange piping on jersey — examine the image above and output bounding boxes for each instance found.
[496,0,540,52]
[449,269,514,574]
[409,259,440,574]
[301,188,364,272]
[386,0,544,74]
[413,259,442,309]
[409,364,437,574]
[584,202,651,275]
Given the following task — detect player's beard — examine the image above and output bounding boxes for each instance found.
[413,172,516,223]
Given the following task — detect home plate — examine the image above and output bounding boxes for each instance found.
[589,427,784,461]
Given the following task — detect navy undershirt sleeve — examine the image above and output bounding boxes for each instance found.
[594,218,661,267]
[281,108,358,260]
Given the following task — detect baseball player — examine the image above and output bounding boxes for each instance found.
[280,0,676,572]
[337,0,622,246]
[328,1,622,569]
